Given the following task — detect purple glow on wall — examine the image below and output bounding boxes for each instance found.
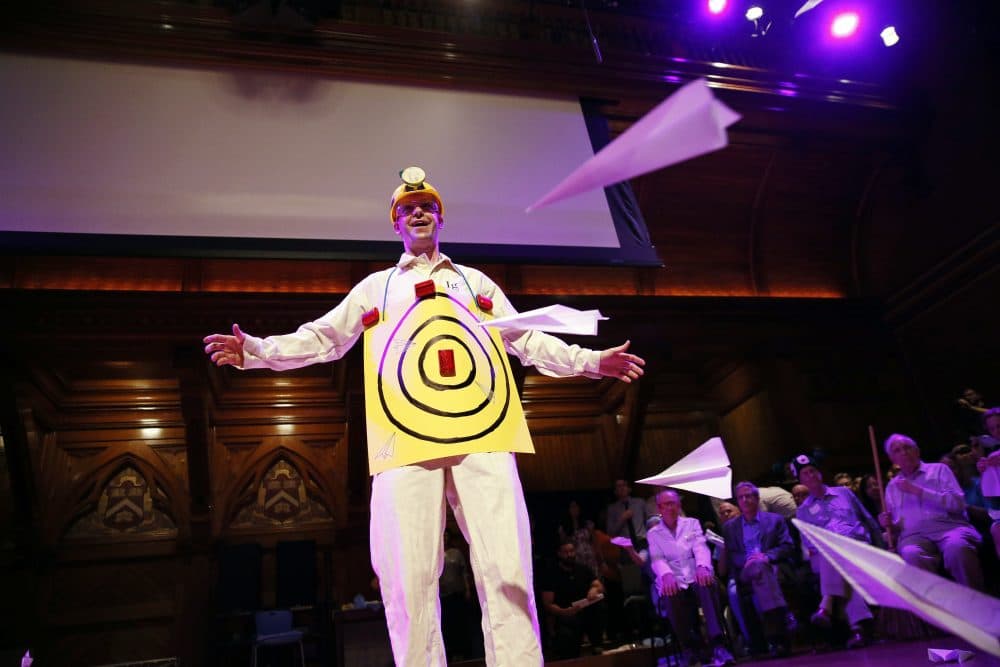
[830,12,860,38]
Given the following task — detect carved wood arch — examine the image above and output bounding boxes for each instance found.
[217,444,337,535]
[53,447,189,545]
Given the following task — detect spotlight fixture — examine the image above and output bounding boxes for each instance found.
[830,11,860,38]
[708,0,727,15]
[745,5,770,37]
[880,25,899,46]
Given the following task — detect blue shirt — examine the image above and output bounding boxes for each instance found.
[741,516,762,555]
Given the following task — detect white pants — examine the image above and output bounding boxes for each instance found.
[370,451,543,667]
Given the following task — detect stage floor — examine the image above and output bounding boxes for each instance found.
[451,637,1000,667]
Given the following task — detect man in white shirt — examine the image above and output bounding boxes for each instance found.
[203,167,646,667]
[879,433,984,591]
[648,489,734,667]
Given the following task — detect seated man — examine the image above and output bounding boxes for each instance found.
[647,489,734,667]
[721,481,797,658]
[880,433,984,590]
[792,454,883,648]
[539,540,607,660]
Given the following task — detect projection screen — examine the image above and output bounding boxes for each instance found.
[0,53,659,265]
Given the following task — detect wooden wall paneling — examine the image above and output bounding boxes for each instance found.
[517,418,608,491]
[718,390,781,485]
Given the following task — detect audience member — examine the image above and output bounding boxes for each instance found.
[558,500,602,578]
[607,479,649,544]
[757,485,798,519]
[721,481,797,658]
[791,454,882,648]
[856,473,885,522]
[977,406,1000,453]
[832,472,853,488]
[791,484,809,508]
[879,434,984,590]
[955,388,989,441]
[647,489,734,666]
[539,540,607,660]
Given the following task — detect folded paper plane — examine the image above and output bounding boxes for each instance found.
[981,466,1000,497]
[636,436,732,499]
[479,304,607,336]
[794,0,825,19]
[793,519,1000,658]
[927,648,975,664]
[526,78,740,212]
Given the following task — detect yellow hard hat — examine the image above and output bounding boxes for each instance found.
[390,166,444,223]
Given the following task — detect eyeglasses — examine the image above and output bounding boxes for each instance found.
[395,200,440,217]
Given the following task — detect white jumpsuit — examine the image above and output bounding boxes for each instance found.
[242,251,602,666]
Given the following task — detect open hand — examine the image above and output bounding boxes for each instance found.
[598,340,645,383]
[203,323,246,367]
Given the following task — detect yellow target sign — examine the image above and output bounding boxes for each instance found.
[363,290,533,474]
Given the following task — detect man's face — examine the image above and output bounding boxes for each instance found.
[614,479,630,500]
[656,492,681,524]
[798,466,823,493]
[987,415,1000,441]
[791,484,809,506]
[887,439,921,473]
[736,487,759,518]
[717,502,739,523]
[393,198,442,253]
[963,389,983,406]
[557,542,576,566]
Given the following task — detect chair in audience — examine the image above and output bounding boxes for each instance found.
[252,609,306,667]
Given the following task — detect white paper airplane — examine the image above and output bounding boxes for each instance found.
[793,519,1000,658]
[479,304,607,336]
[636,436,732,499]
[981,466,1000,497]
[927,648,975,663]
[526,78,740,212]
[794,0,824,19]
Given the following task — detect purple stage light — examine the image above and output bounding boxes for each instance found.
[708,0,727,15]
[830,11,860,38]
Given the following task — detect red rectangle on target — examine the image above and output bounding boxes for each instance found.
[438,349,456,377]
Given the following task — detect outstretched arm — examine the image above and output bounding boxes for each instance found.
[597,340,646,383]
[203,323,246,367]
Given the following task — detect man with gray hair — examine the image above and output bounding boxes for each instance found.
[879,433,984,590]
[720,481,796,658]
[647,489,734,666]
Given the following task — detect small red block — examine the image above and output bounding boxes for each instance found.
[476,294,493,312]
[415,280,436,299]
[361,307,380,328]
[438,349,456,377]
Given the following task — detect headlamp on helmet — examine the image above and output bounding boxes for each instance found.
[390,166,444,223]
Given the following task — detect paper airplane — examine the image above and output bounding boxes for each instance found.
[793,519,1000,658]
[794,0,824,19]
[704,528,725,548]
[526,78,740,212]
[479,304,607,336]
[927,648,975,664]
[981,466,1000,497]
[636,436,732,499]
[610,536,633,548]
